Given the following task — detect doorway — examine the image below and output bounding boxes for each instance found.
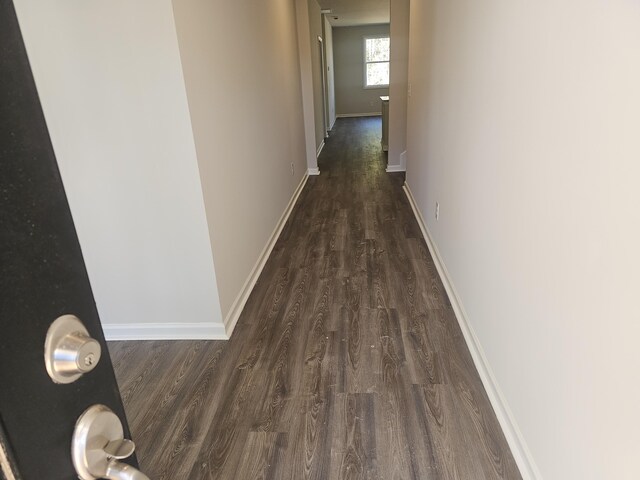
[318,36,329,138]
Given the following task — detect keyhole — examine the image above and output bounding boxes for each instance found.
[84,354,95,367]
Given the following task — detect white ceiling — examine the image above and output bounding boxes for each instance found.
[318,0,390,27]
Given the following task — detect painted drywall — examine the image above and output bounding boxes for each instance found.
[333,24,390,115]
[14,0,224,335]
[308,0,326,149]
[323,15,337,130]
[320,0,390,27]
[172,0,308,323]
[295,0,321,173]
[406,0,640,478]
[387,0,409,170]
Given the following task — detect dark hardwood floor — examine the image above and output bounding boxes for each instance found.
[109,117,522,480]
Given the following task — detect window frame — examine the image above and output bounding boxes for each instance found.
[363,34,390,89]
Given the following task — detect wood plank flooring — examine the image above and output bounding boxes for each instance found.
[109,117,522,480]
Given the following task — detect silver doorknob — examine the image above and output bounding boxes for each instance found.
[44,314,101,384]
[72,404,150,480]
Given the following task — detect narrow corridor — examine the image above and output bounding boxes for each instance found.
[110,117,521,479]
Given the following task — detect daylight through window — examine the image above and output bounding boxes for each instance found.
[364,36,390,88]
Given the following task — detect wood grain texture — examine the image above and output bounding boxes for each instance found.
[109,117,522,479]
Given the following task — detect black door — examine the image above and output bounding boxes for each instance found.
[0,2,142,479]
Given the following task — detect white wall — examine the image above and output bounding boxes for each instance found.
[333,24,390,115]
[388,0,409,170]
[14,0,224,338]
[406,0,640,478]
[323,16,337,130]
[172,0,308,328]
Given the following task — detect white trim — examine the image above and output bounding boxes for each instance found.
[318,36,330,140]
[403,182,542,480]
[102,175,311,343]
[308,167,321,176]
[316,140,325,158]
[103,322,227,341]
[0,437,17,480]
[336,112,382,118]
[222,172,310,337]
[330,116,337,130]
[363,34,390,88]
[385,164,405,173]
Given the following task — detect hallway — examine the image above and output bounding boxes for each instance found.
[109,117,521,479]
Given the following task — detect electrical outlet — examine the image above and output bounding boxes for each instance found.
[290,162,295,175]
[435,202,440,220]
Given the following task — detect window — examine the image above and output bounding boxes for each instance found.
[364,36,390,88]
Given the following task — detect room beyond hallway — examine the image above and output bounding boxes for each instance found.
[109,117,522,479]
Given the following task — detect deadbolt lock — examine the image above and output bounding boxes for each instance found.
[44,314,102,384]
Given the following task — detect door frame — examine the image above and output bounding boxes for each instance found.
[317,36,329,138]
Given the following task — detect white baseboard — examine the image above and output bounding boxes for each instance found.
[104,174,310,342]
[316,140,325,158]
[336,112,382,118]
[386,164,406,173]
[222,172,310,337]
[403,182,541,480]
[103,322,227,341]
[308,167,320,176]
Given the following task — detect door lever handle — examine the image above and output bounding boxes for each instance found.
[72,404,151,480]
[104,461,150,480]
[104,439,136,459]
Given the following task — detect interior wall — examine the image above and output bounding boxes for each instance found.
[308,0,326,150]
[406,0,640,478]
[388,0,409,170]
[333,24,390,116]
[323,16,337,130]
[13,0,224,334]
[172,0,308,325]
